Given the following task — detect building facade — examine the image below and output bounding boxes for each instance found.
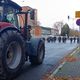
[18,6,42,37]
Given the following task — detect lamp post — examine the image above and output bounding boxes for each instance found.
[68,15,75,30]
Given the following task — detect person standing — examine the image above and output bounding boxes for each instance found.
[73,37,76,43]
[70,37,73,43]
[53,36,56,43]
[77,37,79,44]
[58,36,61,43]
[62,36,65,43]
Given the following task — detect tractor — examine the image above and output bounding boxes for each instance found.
[0,0,45,79]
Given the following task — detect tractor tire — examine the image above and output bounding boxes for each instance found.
[30,42,45,65]
[0,30,25,79]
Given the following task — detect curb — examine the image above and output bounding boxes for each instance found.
[50,46,79,78]
[41,46,79,80]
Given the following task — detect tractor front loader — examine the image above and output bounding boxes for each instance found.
[0,0,45,79]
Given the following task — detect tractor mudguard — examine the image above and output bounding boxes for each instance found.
[27,38,45,56]
[0,26,21,35]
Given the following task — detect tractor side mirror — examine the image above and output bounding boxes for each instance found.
[30,9,35,20]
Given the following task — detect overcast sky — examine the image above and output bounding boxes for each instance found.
[12,0,80,29]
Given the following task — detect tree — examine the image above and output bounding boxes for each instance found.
[53,21,64,35]
[61,23,70,37]
[69,29,79,37]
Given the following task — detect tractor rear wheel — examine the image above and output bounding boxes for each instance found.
[30,42,45,65]
[0,30,25,79]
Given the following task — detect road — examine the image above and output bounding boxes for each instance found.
[15,41,78,80]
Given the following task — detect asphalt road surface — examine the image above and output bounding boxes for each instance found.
[14,40,78,80]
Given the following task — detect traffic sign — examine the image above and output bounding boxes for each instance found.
[75,11,80,18]
[76,19,80,26]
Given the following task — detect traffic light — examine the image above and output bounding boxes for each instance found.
[68,16,70,20]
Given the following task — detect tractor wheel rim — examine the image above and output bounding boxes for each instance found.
[6,41,22,69]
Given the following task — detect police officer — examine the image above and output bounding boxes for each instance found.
[53,36,56,43]
[73,37,76,43]
[70,37,73,43]
[58,36,61,43]
[77,37,79,43]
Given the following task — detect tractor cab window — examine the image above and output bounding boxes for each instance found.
[6,7,17,25]
[17,14,25,28]
[3,6,18,26]
[0,6,3,21]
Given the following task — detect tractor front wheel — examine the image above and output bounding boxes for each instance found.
[30,42,45,65]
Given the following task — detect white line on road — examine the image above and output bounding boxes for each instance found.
[53,62,66,75]
[50,47,79,77]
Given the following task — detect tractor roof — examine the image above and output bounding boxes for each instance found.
[0,0,22,10]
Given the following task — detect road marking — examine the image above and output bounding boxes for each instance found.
[53,62,66,75]
[50,47,79,77]
[49,62,66,79]
[70,51,76,56]
[70,47,79,56]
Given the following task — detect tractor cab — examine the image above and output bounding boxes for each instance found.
[0,0,34,27]
[0,0,35,40]
[0,0,22,25]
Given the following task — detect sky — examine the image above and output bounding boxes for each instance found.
[12,0,80,30]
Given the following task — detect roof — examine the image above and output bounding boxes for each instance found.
[41,26,51,30]
[22,6,33,9]
[0,0,22,10]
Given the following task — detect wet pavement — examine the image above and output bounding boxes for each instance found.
[14,41,78,80]
[42,47,80,80]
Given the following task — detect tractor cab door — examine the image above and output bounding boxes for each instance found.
[16,11,32,40]
[0,6,3,21]
[0,0,20,28]
[0,5,19,27]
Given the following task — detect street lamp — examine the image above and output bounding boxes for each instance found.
[67,15,75,30]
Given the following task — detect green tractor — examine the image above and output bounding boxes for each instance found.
[0,0,45,79]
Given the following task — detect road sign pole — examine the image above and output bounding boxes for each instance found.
[76,19,80,49]
[79,26,80,48]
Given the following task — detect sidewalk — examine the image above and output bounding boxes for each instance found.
[42,47,80,80]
